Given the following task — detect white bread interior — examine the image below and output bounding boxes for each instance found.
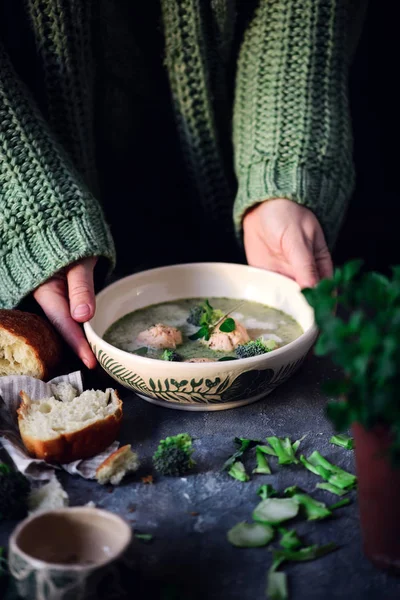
[0,328,42,377]
[96,444,140,485]
[19,387,119,441]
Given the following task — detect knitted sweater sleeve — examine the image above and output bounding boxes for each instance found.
[0,43,116,309]
[233,0,362,249]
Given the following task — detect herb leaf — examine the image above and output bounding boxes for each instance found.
[219,318,236,333]
[189,325,210,341]
[316,482,347,496]
[278,528,302,550]
[329,498,351,510]
[300,452,357,491]
[266,437,299,465]
[253,446,272,474]
[284,487,332,521]
[222,438,260,471]
[272,542,337,563]
[330,434,355,450]
[228,461,250,482]
[257,484,277,500]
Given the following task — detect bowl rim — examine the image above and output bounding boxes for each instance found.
[9,507,132,572]
[84,262,318,369]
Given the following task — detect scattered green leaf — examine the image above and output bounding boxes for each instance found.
[222,438,260,471]
[316,482,346,496]
[135,533,153,542]
[256,445,278,457]
[330,434,354,450]
[227,522,274,548]
[257,484,277,500]
[300,452,356,490]
[278,528,302,550]
[228,461,249,482]
[272,542,338,563]
[307,452,357,490]
[253,447,272,474]
[266,437,299,465]
[329,498,351,510]
[284,488,331,521]
[253,498,299,525]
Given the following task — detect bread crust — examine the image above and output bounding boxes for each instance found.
[95,444,131,479]
[17,390,123,463]
[0,309,62,379]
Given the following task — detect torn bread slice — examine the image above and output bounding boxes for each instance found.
[96,444,140,486]
[18,388,123,463]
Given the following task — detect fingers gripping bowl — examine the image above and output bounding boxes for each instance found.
[84,263,318,411]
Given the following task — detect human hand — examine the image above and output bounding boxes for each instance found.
[243,199,333,289]
[33,257,98,369]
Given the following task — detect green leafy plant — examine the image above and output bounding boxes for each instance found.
[302,259,400,461]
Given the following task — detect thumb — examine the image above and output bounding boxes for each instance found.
[288,237,319,289]
[67,257,97,322]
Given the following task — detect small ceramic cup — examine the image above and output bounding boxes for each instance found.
[8,507,132,600]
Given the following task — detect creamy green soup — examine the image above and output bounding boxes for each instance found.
[103,297,303,361]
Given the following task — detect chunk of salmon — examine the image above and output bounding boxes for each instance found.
[204,320,250,352]
[136,324,182,349]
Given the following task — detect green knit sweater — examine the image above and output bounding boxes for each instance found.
[0,0,364,309]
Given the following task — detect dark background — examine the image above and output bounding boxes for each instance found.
[333,0,399,273]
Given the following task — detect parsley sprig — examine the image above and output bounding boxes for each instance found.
[188,300,244,342]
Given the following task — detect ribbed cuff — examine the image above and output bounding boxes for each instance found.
[0,214,116,308]
[233,161,354,250]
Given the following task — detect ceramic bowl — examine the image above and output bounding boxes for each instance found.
[8,507,132,600]
[84,263,317,411]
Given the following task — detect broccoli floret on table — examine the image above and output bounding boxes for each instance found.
[153,433,195,476]
[161,349,182,362]
[0,463,30,520]
[235,338,278,359]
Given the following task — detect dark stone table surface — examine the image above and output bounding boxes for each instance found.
[1,355,399,599]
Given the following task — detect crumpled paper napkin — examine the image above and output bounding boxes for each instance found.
[0,370,119,481]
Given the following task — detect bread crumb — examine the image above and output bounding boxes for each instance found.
[141,475,153,484]
[28,477,69,514]
[96,444,140,485]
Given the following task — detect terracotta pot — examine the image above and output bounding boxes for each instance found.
[352,423,400,573]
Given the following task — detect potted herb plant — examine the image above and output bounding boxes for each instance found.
[303,260,400,573]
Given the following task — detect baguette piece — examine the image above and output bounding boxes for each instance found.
[96,444,140,485]
[0,309,62,379]
[18,387,123,463]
